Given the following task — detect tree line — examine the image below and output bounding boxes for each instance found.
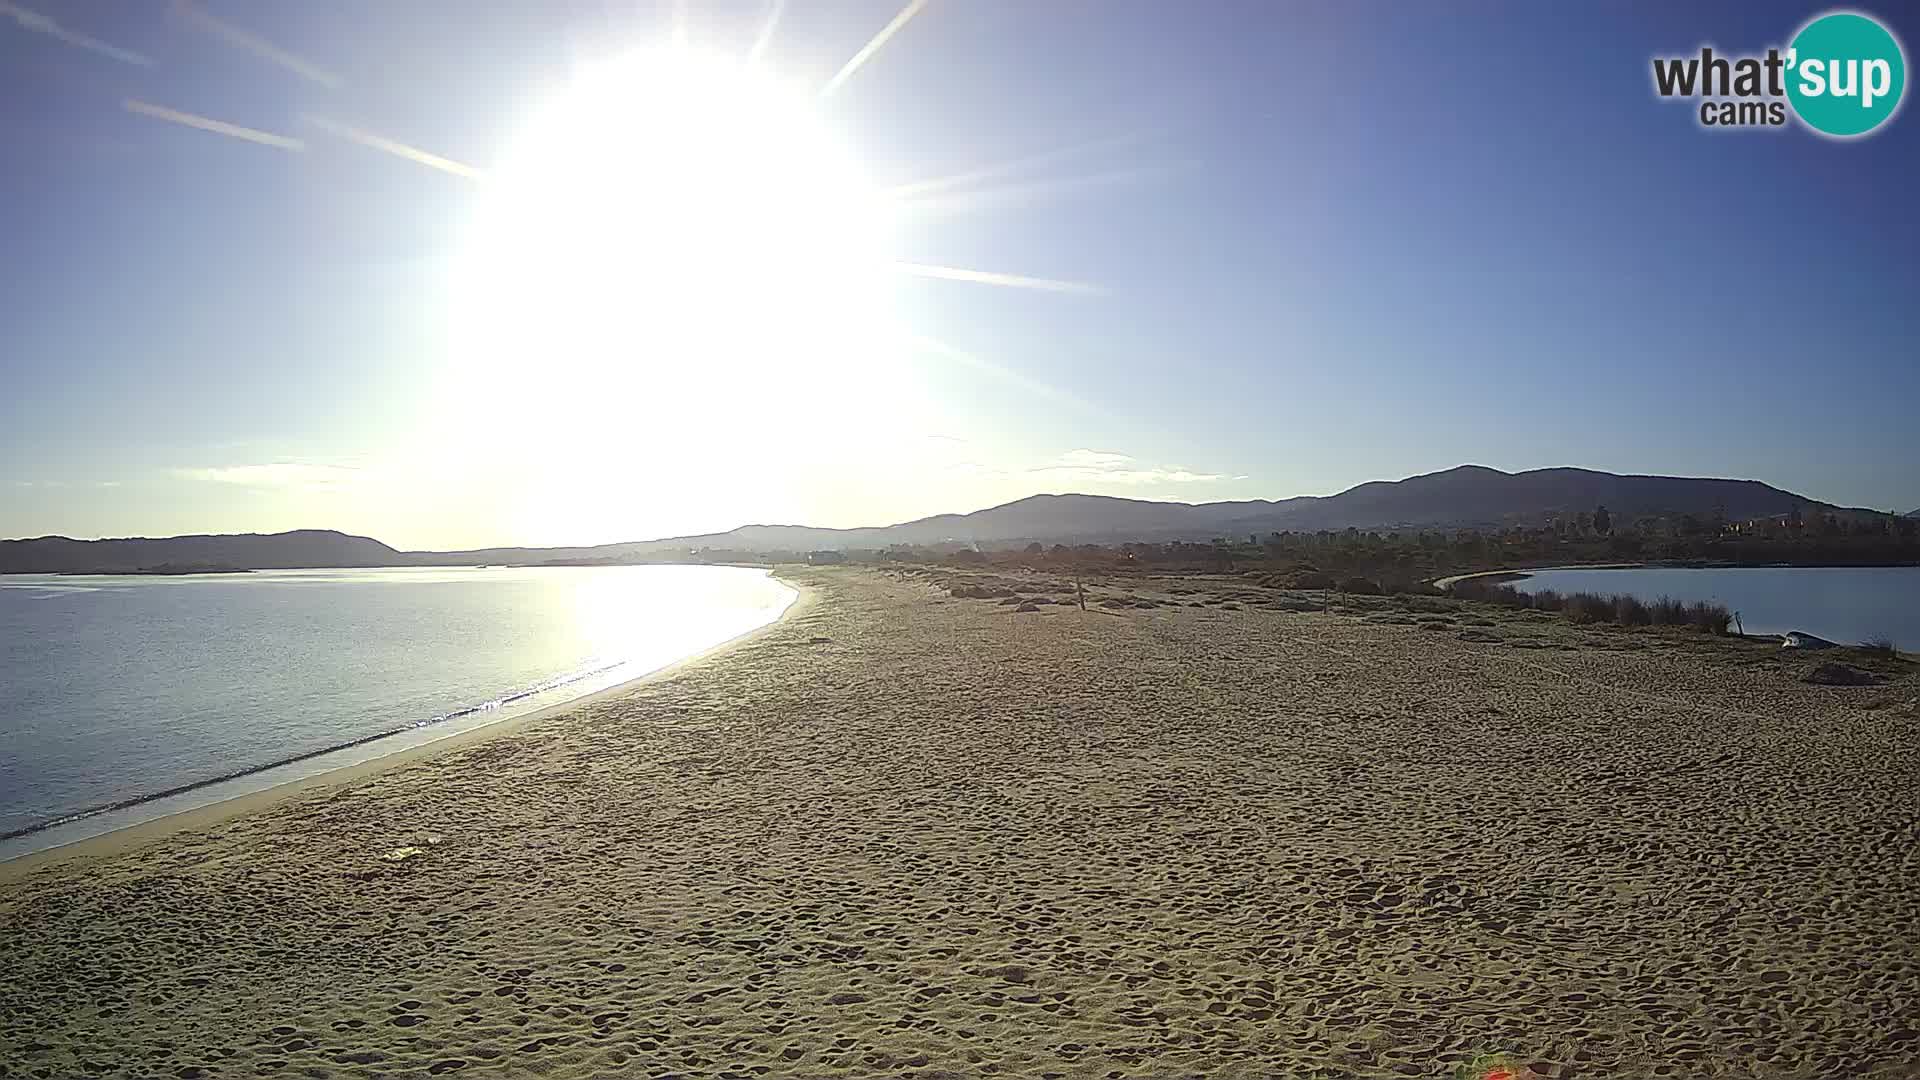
[845,505,1920,589]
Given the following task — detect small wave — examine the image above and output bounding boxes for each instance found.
[0,658,638,844]
[407,656,634,727]
[0,584,107,597]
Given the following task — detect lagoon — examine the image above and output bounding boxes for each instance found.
[1509,565,1920,649]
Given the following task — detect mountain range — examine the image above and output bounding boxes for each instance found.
[0,465,1877,573]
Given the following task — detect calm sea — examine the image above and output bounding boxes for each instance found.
[0,564,793,859]
[1510,566,1920,649]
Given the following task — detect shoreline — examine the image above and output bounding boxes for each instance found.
[1434,560,1920,590]
[1431,563,1647,589]
[2,567,1915,1077]
[0,570,807,881]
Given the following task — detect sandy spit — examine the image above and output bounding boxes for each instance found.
[2,568,1917,1079]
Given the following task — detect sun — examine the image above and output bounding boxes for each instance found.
[452,46,899,403]
[427,43,923,541]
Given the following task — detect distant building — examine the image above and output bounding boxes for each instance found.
[807,550,846,565]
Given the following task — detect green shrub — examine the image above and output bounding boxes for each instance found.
[1450,579,1731,635]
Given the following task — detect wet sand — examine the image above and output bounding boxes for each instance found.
[2,567,1917,1079]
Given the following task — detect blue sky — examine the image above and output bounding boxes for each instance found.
[3,0,1916,549]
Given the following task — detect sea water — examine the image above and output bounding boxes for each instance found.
[0,564,793,858]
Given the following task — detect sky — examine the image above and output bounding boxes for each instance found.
[3,0,1917,550]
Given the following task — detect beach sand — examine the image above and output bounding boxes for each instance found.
[2,567,1917,1079]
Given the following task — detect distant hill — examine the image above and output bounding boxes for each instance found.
[0,466,1863,571]
[0,530,400,574]
[1210,464,1835,536]
[793,465,1845,547]
[416,467,1851,559]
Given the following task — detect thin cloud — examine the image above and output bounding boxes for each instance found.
[173,0,341,88]
[906,162,1191,219]
[125,100,305,151]
[888,133,1144,200]
[746,0,786,64]
[907,335,1101,415]
[820,0,929,97]
[304,115,482,179]
[1,1,153,66]
[1056,448,1132,469]
[1029,449,1232,486]
[173,463,357,491]
[893,261,1102,296]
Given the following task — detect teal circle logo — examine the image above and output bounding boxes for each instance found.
[1786,11,1907,137]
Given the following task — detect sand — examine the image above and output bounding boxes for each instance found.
[2,567,1917,1079]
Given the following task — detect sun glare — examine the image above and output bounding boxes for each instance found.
[452,47,898,406]
[425,44,925,542]
[108,0,1104,528]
